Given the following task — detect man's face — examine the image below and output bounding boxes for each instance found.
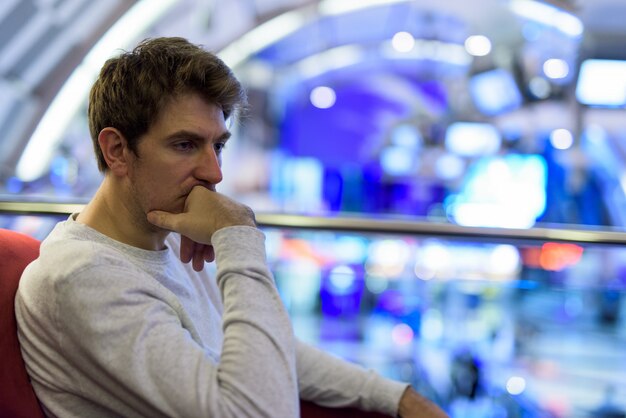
[125,93,231,219]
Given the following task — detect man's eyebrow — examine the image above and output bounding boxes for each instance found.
[164,130,231,142]
[217,131,232,142]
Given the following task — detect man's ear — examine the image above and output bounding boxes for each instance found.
[98,127,131,175]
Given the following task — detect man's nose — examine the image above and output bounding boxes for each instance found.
[194,146,223,185]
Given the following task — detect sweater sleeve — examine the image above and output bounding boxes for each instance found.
[50,226,298,418]
[296,340,408,416]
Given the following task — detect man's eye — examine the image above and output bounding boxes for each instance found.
[174,142,195,151]
[214,142,226,153]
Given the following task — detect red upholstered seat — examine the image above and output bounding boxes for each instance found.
[300,400,389,417]
[0,228,45,418]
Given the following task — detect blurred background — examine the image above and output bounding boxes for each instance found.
[1,0,626,416]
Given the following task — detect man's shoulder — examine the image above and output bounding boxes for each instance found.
[23,223,143,290]
[40,223,124,269]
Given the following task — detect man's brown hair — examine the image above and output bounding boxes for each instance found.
[88,37,247,172]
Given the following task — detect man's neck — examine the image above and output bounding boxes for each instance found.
[76,179,168,251]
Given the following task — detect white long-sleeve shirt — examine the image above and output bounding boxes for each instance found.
[15,215,407,417]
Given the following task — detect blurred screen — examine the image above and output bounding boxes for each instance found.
[468,68,523,116]
[446,154,547,228]
[444,122,501,157]
[576,59,626,107]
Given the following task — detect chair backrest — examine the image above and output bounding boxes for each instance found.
[300,400,389,418]
[0,228,45,418]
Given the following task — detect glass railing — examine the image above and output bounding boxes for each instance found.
[2,200,625,418]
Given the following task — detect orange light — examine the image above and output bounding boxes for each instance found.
[522,247,543,268]
[539,242,583,271]
[280,239,328,265]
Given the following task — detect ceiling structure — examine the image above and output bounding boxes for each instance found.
[0,0,135,178]
[1,0,626,182]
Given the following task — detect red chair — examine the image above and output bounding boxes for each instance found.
[300,400,389,417]
[0,228,388,417]
[0,228,45,418]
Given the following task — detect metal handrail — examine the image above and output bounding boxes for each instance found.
[2,200,626,245]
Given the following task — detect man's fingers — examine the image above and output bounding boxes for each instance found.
[203,245,215,263]
[192,243,205,271]
[180,235,194,263]
[147,210,178,231]
[180,237,212,270]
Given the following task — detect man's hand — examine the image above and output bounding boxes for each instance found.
[147,186,256,271]
[397,387,449,418]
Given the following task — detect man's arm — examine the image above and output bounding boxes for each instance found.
[397,386,449,418]
[296,341,448,417]
[296,341,406,414]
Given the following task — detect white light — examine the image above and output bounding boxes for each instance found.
[16,0,178,181]
[453,203,534,228]
[489,245,520,276]
[240,61,274,89]
[319,0,408,16]
[382,39,471,66]
[281,158,324,212]
[391,124,421,148]
[576,59,626,106]
[421,243,451,272]
[435,153,465,180]
[550,128,574,150]
[506,376,526,395]
[510,0,583,37]
[329,265,356,292]
[296,45,364,79]
[381,146,414,176]
[555,11,585,37]
[391,31,415,53]
[445,122,501,157]
[310,86,336,109]
[219,10,307,69]
[528,76,551,99]
[369,240,410,265]
[365,276,388,293]
[449,155,547,229]
[334,236,368,263]
[414,265,435,281]
[367,240,410,278]
[469,68,522,115]
[543,58,569,79]
[464,35,492,57]
[421,309,444,341]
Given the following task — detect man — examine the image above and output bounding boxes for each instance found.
[15,37,448,417]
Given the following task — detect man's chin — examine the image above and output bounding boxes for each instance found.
[150,199,186,215]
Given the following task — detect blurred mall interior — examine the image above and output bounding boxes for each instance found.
[1,0,626,416]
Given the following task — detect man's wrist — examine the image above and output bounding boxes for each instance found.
[397,386,449,418]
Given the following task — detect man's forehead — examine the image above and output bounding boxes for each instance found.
[160,94,226,122]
